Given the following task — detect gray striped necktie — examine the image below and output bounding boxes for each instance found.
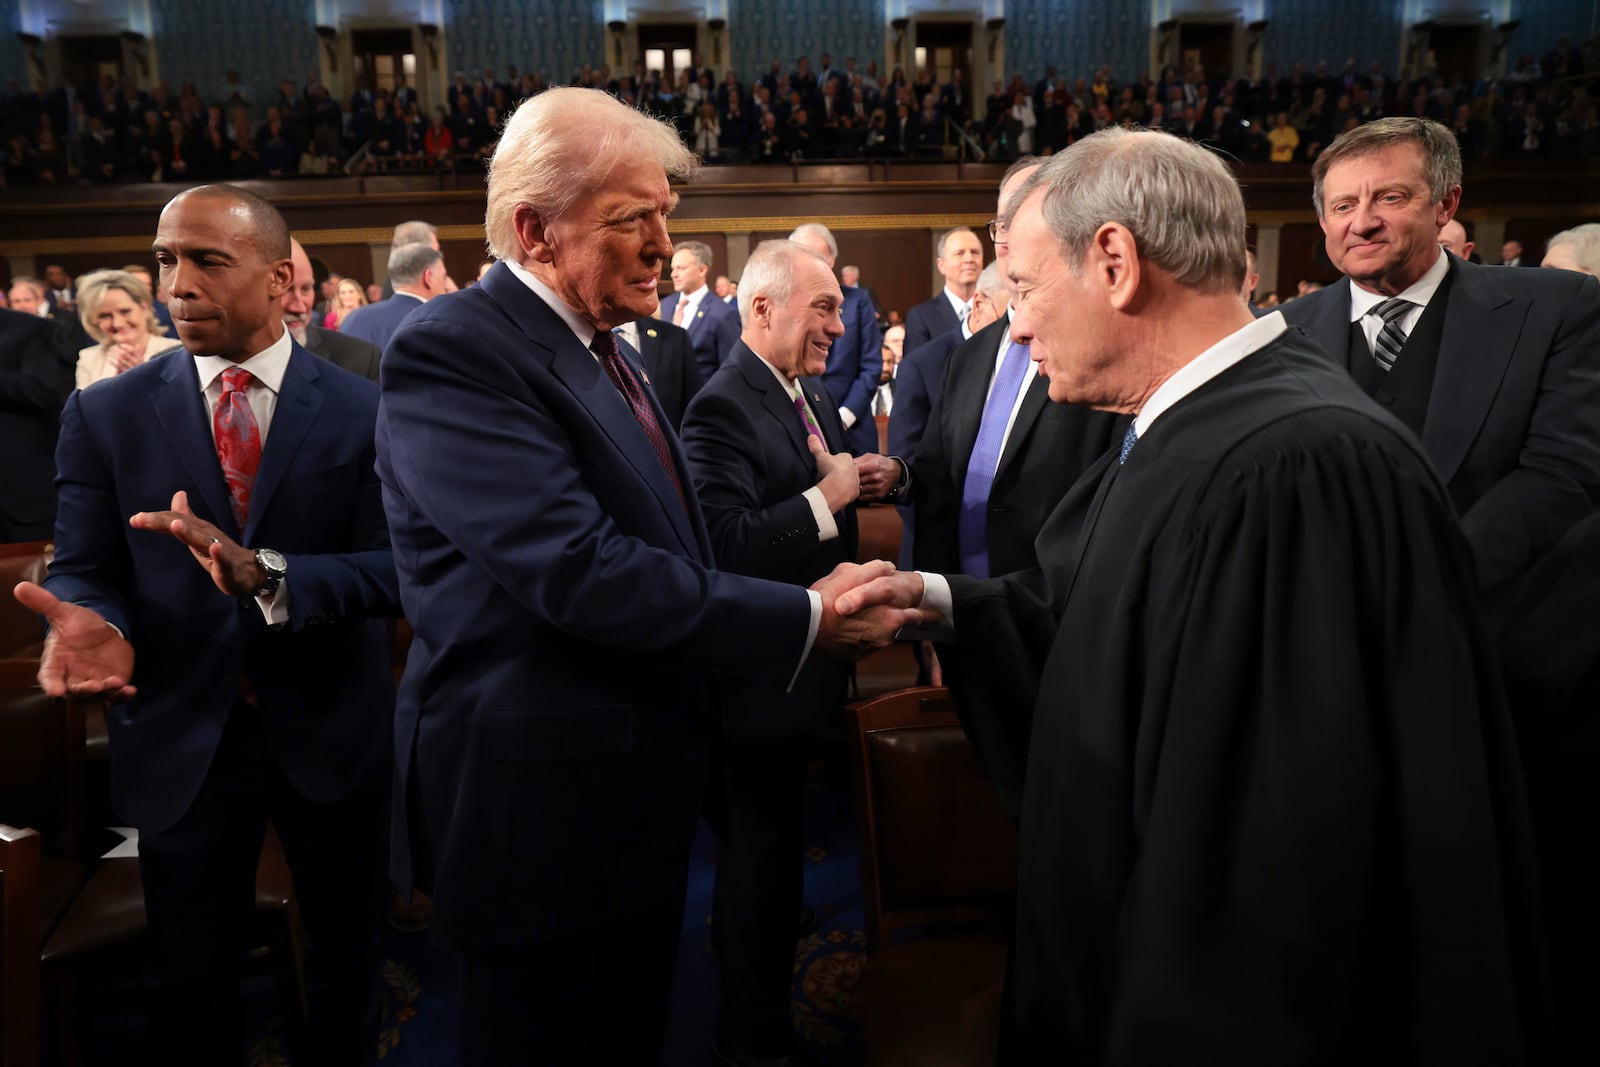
[1370,297,1413,371]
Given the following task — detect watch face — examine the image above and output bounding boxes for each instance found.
[258,548,288,574]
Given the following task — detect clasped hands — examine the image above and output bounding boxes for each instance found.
[807,436,906,512]
[12,491,266,702]
[809,559,932,659]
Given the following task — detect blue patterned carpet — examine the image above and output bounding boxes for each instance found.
[367,749,870,1066]
[80,748,868,1066]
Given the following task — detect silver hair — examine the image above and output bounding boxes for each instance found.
[1310,117,1462,218]
[387,243,444,287]
[76,268,166,342]
[674,239,713,269]
[392,219,438,247]
[1003,125,1246,294]
[787,222,838,264]
[975,261,1008,301]
[486,87,696,262]
[1545,223,1600,274]
[737,239,827,322]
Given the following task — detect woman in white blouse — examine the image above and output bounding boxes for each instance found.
[75,268,177,389]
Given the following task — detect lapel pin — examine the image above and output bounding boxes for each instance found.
[646,328,658,337]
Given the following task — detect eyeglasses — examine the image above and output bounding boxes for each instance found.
[987,220,1008,244]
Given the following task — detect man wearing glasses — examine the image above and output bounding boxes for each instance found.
[907,155,1125,816]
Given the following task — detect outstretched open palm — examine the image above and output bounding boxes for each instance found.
[12,581,136,701]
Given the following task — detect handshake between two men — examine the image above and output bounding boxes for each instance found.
[798,419,938,661]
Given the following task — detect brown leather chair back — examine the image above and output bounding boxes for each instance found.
[0,824,42,1067]
[848,686,1018,949]
[0,662,87,863]
[0,543,52,661]
[855,506,902,565]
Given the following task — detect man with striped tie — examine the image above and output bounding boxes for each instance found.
[1282,116,1600,593]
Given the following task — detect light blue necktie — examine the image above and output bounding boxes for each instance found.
[1119,422,1139,464]
[957,341,1031,577]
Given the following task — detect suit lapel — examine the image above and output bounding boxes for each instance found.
[1297,284,1354,366]
[802,375,849,455]
[993,367,1049,485]
[245,345,324,542]
[736,344,812,469]
[480,268,701,558]
[149,354,238,537]
[1425,260,1523,485]
[948,319,1006,483]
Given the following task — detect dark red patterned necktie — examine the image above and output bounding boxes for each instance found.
[214,366,261,529]
[590,330,685,510]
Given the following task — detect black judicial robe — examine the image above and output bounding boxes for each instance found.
[946,332,1550,1064]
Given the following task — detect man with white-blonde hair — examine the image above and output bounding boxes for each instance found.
[1543,222,1600,275]
[836,125,1547,1059]
[374,86,920,1065]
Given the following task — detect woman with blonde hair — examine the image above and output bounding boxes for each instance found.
[75,268,177,389]
[322,276,368,330]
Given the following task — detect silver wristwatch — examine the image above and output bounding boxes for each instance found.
[253,548,288,597]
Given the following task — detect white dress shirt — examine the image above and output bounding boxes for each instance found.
[1346,249,1448,355]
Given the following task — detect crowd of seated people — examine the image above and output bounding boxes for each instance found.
[0,32,1592,186]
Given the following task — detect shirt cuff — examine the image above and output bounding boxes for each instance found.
[254,579,290,627]
[789,589,823,691]
[838,406,858,429]
[803,485,840,542]
[910,571,956,639]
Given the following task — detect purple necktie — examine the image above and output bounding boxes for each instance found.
[793,385,824,441]
[957,341,1030,577]
[590,330,686,510]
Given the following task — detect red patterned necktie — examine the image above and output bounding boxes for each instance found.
[590,330,686,510]
[214,366,261,529]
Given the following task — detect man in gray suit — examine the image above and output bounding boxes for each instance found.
[283,239,382,382]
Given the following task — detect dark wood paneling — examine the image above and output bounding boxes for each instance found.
[1276,222,1340,293]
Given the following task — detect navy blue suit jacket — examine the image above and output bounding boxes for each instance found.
[820,284,882,455]
[1281,257,1600,589]
[658,289,740,383]
[375,263,813,947]
[681,343,855,740]
[340,293,426,354]
[45,343,398,833]
[625,316,702,430]
[887,326,962,469]
[904,290,961,355]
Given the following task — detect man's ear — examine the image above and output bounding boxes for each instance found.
[515,203,555,265]
[1091,222,1142,311]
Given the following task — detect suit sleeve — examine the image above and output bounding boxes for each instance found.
[836,295,882,421]
[886,350,932,467]
[283,394,401,629]
[1461,274,1600,590]
[904,303,932,355]
[380,316,810,684]
[41,390,134,636]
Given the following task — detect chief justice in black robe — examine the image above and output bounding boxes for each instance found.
[838,128,1549,1064]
